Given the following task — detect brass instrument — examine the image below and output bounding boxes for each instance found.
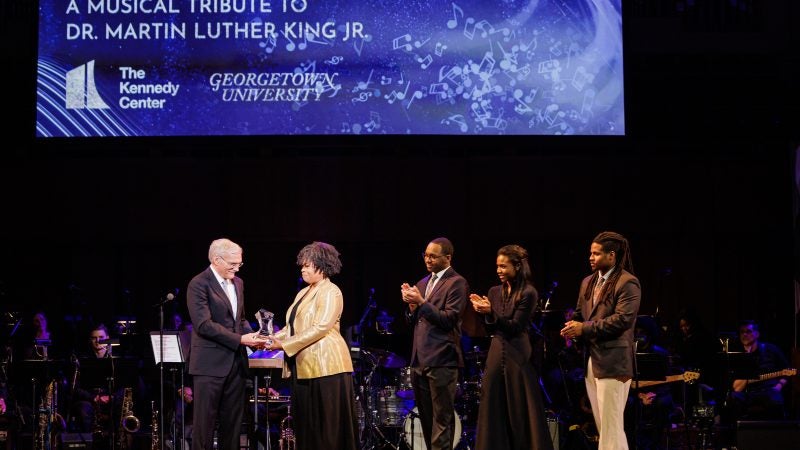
[118,387,140,450]
[150,401,159,450]
[279,405,295,450]
[91,388,105,442]
[35,380,64,450]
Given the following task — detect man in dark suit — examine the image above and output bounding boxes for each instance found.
[561,231,641,450]
[187,238,265,450]
[401,237,468,450]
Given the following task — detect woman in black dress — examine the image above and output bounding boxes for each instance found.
[469,245,554,450]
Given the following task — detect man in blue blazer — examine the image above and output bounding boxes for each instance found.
[187,238,265,450]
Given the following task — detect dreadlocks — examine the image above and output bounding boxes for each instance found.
[583,231,634,305]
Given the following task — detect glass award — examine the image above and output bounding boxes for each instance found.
[255,309,275,344]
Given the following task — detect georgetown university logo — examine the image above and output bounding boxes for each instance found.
[65,60,109,110]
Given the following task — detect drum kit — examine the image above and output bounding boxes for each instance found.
[354,346,486,450]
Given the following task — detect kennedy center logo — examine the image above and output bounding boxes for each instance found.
[66,60,109,110]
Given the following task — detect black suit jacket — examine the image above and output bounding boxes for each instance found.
[187,267,253,377]
[407,267,468,368]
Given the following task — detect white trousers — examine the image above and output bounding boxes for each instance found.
[585,359,631,450]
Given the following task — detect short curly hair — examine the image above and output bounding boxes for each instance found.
[296,241,342,277]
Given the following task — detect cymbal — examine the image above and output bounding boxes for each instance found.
[362,348,407,369]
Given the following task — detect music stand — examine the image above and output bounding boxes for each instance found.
[635,352,669,382]
[717,352,759,381]
[633,352,669,447]
[249,350,283,450]
[150,331,185,450]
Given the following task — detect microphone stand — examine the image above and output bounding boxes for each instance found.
[158,299,165,450]
[152,293,175,450]
[356,289,376,350]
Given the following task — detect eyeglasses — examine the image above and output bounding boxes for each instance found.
[422,253,445,260]
[218,256,244,269]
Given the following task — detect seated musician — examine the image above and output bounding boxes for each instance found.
[728,320,790,420]
[71,323,146,436]
[625,316,675,450]
[71,323,114,433]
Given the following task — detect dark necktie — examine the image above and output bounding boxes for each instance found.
[425,274,438,299]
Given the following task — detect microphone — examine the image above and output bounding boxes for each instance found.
[543,280,558,310]
[152,290,178,307]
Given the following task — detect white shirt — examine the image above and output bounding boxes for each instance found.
[210,265,237,318]
[425,266,450,298]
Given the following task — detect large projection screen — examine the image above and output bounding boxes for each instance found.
[36,0,624,137]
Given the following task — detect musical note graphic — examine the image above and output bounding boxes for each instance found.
[392,34,413,51]
[406,86,427,109]
[282,31,297,51]
[474,20,495,38]
[512,90,533,115]
[571,66,594,92]
[429,83,449,99]
[364,120,378,132]
[306,32,332,47]
[384,81,410,104]
[414,37,430,49]
[463,17,477,40]
[435,42,447,57]
[294,60,316,75]
[549,40,563,57]
[352,69,374,93]
[441,114,468,132]
[363,111,381,132]
[471,101,491,121]
[259,35,277,54]
[478,52,496,77]
[447,3,464,29]
[416,54,433,69]
[565,41,580,68]
[351,91,372,103]
[324,56,343,65]
[524,88,537,103]
[353,37,365,56]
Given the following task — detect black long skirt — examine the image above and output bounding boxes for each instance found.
[290,372,359,450]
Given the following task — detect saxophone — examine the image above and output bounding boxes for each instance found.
[35,380,63,450]
[150,401,159,450]
[118,387,140,450]
[279,405,296,450]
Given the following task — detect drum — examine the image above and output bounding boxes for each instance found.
[377,387,413,427]
[403,407,461,450]
[396,367,414,399]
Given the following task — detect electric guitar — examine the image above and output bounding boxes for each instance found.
[633,370,700,389]
[733,368,796,392]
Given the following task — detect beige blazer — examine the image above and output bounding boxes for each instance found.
[274,277,354,379]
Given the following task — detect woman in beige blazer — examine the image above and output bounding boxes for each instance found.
[266,242,358,450]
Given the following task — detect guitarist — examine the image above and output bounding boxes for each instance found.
[729,320,790,420]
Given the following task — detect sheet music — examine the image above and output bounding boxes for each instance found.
[149,331,184,364]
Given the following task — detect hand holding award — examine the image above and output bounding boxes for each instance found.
[255,308,274,344]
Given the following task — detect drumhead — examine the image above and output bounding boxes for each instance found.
[403,407,461,450]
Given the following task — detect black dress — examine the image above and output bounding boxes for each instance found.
[475,285,554,450]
